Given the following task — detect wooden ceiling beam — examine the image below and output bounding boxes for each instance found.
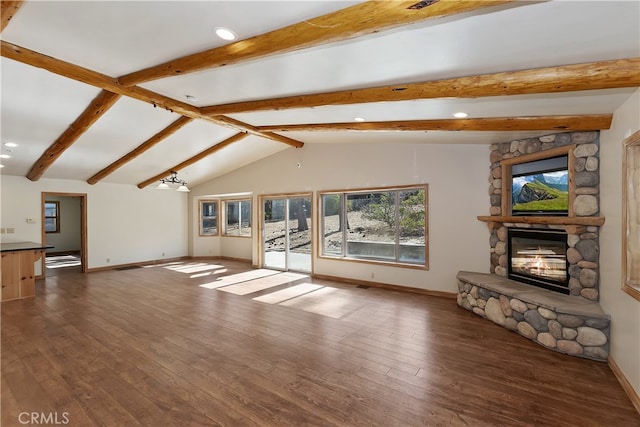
[118,0,516,87]
[256,115,613,133]
[26,90,122,181]
[211,115,303,148]
[137,132,249,189]
[0,41,305,150]
[87,116,194,185]
[1,41,199,116]
[202,58,640,116]
[1,1,24,33]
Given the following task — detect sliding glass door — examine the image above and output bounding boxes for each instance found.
[262,195,312,272]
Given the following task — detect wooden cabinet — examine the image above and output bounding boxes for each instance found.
[1,249,43,302]
[1,251,21,301]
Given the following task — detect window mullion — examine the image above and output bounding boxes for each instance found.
[341,194,347,257]
[394,191,400,262]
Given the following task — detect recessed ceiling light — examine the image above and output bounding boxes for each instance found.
[185,95,197,102]
[4,142,17,148]
[215,27,237,41]
[453,112,469,118]
[0,154,11,159]
[354,117,366,122]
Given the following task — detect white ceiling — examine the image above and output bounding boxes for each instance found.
[1,0,639,188]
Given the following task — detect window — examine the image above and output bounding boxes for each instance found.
[224,199,252,236]
[320,185,428,267]
[44,201,60,233]
[199,200,219,236]
[623,130,640,301]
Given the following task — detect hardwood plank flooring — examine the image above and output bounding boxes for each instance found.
[1,260,638,426]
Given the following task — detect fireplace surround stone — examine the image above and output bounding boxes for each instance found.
[488,131,602,301]
[458,131,610,361]
[457,271,609,361]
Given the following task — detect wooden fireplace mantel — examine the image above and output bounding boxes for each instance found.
[477,215,605,227]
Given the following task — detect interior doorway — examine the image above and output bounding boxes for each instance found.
[41,192,88,276]
[261,194,312,273]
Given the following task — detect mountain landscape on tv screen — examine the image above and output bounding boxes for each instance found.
[512,171,569,212]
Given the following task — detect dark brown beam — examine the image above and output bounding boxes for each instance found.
[211,115,303,148]
[1,1,24,33]
[137,132,249,189]
[118,0,516,86]
[1,41,305,149]
[27,90,121,181]
[202,58,640,116]
[1,41,199,116]
[87,116,194,185]
[256,115,614,132]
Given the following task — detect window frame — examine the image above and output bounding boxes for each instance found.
[199,200,219,236]
[223,199,252,238]
[622,130,640,301]
[318,184,428,269]
[44,201,60,234]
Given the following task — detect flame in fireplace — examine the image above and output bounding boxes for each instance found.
[513,246,566,281]
[527,254,551,275]
[508,230,569,291]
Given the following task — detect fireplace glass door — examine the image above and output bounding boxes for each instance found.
[508,229,569,294]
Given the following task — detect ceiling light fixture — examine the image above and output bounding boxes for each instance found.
[157,171,190,192]
[185,95,197,102]
[4,142,18,148]
[215,27,237,41]
[453,112,469,118]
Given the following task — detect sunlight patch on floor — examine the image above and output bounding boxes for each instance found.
[190,269,228,279]
[163,263,225,274]
[199,281,236,290]
[219,272,309,296]
[144,261,184,268]
[252,282,323,304]
[199,269,280,290]
[279,286,357,319]
[45,255,81,269]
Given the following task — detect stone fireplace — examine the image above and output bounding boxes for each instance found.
[457,131,610,361]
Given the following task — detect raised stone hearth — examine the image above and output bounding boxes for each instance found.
[457,271,609,361]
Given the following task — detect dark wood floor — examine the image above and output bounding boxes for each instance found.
[2,260,638,426]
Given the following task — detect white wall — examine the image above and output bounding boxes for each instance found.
[0,175,189,268]
[44,195,82,253]
[191,142,489,293]
[600,89,640,396]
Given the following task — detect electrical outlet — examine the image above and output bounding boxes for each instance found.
[106,258,110,263]
[162,252,165,257]
[370,272,375,279]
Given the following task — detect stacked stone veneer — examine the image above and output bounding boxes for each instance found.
[457,272,609,361]
[457,131,610,361]
[488,131,601,301]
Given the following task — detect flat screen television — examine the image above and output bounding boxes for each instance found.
[511,156,569,216]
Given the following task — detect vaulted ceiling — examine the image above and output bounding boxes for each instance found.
[1,0,639,189]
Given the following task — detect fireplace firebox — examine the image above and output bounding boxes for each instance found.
[507,228,569,294]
